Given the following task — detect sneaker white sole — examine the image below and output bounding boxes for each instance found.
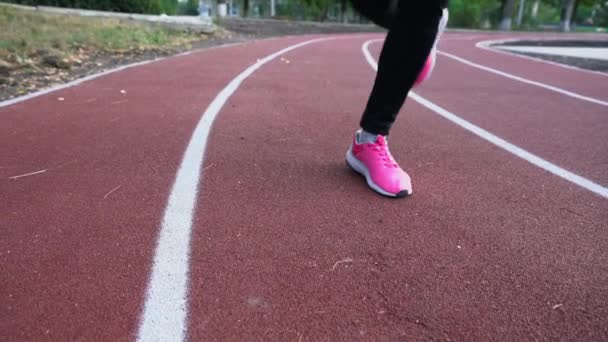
[346,149,412,198]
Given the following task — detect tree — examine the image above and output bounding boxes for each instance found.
[531,0,540,19]
[499,0,516,30]
[516,0,526,25]
[560,0,577,31]
[339,0,347,23]
[243,0,249,17]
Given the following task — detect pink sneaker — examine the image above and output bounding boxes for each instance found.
[346,132,412,198]
[414,8,449,87]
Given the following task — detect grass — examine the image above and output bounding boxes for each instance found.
[0,4,205,63]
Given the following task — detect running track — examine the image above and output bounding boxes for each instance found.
[1,32,607,341]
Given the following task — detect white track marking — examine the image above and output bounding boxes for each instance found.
[0,39,282,109]
[0,59,155,109]
[136,37,331,342]
[362,39,608,199]
[0,35,376,109]
[436,50,608,107]
[476,38,608,77]
[494,46,608,61]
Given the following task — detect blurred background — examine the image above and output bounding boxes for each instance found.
[2,0,608,32]
[2,0,606,100]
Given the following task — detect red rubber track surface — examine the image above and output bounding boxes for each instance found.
[1,33,607,341]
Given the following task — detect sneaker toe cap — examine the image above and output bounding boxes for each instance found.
[372,169,412,196]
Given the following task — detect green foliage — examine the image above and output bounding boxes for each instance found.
[177,0,199,15]
[449,0,501,28]
[597,5,608,26]
[577,0,608,26]
[5,0,606,29]
[272,0,353,21]
[147,0,178,15]
[275,0,330,20]
[536,1,562,24]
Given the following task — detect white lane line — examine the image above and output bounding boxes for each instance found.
[0,39,283,109]
[362,40,608,199]
[435,49,608,107]
[0,59,155,109]
[494,46,608,61]
[0,35,374,110]
[476,38,608,77]
[137,37,332,342]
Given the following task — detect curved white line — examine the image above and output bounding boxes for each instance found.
[136,36,333,342]
[1,34,378,109]
[362,39,608,199]
[476,38,608,77]
[437,49,608,107]
[0,37,289,109]
[0,59,155,109]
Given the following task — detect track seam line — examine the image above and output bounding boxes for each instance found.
[136,36,334,342]
[435,49,608,107]
[363,39,608,199]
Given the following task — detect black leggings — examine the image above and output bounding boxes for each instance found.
[351,0,449,135]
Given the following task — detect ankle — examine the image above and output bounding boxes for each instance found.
[357,129,379,144]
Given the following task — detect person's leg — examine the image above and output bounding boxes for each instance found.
[360,0,448,136]
[346,0,449,198]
